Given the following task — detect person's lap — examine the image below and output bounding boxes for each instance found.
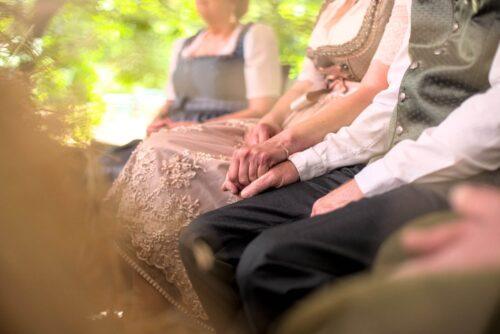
[180,166,362,332]
[183,165,364,265]
[180,169,450,333]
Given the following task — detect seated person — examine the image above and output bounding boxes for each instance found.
[100,0,280,180]
[277,185,500,334]
[108,0,404,323]
[180,0,500,332]
[147,0,281,132]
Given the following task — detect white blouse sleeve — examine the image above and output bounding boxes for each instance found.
[372,0,410,65]
[297,57,327,90]
[165,38,186,101]
[243,23,282,99]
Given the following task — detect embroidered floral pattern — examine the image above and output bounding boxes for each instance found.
[107,121,254,321]
[170,124,204,133]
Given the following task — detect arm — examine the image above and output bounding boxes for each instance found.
[355,45,500,197]
[271,60,390,155]
[285,0,409,154]
[209,96,277,121]
[256,80,314,128]
[234,7,413,196]
[224,61,389,190]
[147,39,183,135]
[224,0,411,191]
[311,44,500,217]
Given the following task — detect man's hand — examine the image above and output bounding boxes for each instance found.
[311,180,364,217]
[245,122,282,146]
[394,185,500,278]
[229,161,300,198]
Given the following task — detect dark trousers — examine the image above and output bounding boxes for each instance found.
[179,166,449,334]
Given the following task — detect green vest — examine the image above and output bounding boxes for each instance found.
[388,0,500,147]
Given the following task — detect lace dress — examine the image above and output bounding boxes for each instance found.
[107,0,408,326]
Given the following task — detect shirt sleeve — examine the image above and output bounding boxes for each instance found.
[355,44,500,197]
[165,38,185,101]
[372,0,410,65]
[243,24,282,99]
[288,19,412,181]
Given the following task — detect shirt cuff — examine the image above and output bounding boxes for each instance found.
[289,148,328,181]
[354,159,404,197]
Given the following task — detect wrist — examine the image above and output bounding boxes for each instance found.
[259,117,282,131]
[271,130,297,156]
[274,129,299,154]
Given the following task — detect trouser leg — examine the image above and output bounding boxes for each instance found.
[179,166,362,333]
[235,184,449,333]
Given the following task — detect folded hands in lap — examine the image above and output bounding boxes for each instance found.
[222,122,287,193]
[395,185,500,278]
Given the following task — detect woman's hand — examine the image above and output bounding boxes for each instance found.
[147,117,170,136]
[224,131,293,192]
[245,122,282,146]
[165,119,197,129]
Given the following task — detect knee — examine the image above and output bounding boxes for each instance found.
[236,232,288,295]
[179,213,213,258]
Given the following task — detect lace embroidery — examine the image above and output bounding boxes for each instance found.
[112,147,216,320]
[160,153,206,189]
[109,120,251,320]
[170,124,204,133]
[222,119,256,130]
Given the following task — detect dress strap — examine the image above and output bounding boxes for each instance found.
[175,29,205,63]
[232,22,254,58]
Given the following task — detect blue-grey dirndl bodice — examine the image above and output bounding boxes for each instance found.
[168,24,253,122]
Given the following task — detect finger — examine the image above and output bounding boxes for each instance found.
[393,257,442,280]
[248,156,258,182]
[244,134,254,146]
[450,185,500,221]
[240,173,275,199]
[221,179,239,194]
[248,133,259,146]
[258,130,270,144]
[147,124,161,136]
[311,202,334,217]
[401,222,467,256]
[310,203,319,217]
[238,155,251,186]
[257,163,269,178]
[227,155,241,186]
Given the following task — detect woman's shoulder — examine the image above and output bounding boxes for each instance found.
[245,23,277,40]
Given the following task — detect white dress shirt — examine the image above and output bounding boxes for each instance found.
[355,44,500,197]
[290,0,500,197]
[289,0,413,181]
[165,23,282,101]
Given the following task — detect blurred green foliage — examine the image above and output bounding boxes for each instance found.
[1,0,322,142]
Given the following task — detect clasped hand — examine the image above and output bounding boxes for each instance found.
[222,122,300,196]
